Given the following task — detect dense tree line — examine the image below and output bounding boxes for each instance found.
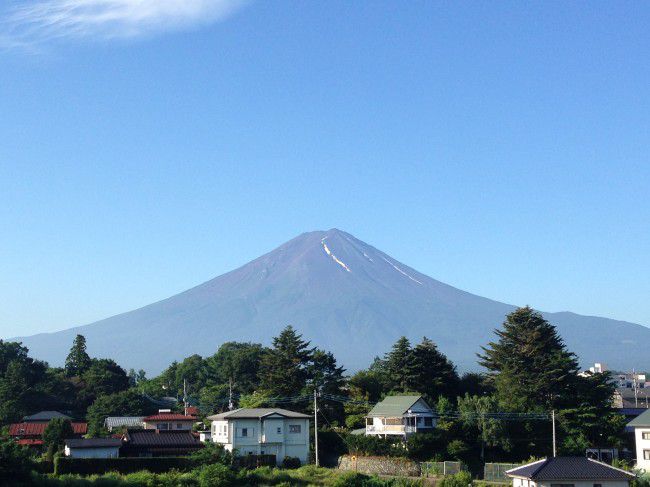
[0,307,627,463]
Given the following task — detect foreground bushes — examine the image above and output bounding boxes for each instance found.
[27,465,428,486]
[54,457,196,475]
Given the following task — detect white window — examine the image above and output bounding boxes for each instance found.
[289,425,301,434]
[644,450,650,460]
[642,432,650,440]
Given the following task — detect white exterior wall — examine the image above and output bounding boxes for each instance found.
[64,446,120,458]
[635,427,650,472]
[143,420,193,430]
[211,416,309,465]
[512,477,629,487]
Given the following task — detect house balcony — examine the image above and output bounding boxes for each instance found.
[366,424,417,435]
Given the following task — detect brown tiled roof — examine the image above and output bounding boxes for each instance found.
[16,439,44,446]
[9,422,87,437]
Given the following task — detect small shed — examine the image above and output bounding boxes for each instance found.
[64,438,122,458]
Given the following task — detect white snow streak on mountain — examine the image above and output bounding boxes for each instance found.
[321,238,351,272]
[382,257,422,284]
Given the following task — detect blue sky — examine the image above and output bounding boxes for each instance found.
[1,1,649,338]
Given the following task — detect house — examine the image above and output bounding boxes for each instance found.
[365,395,436,438]
[142,409,196,431]
[627,408,650,472]
[9,411,87,448]
[64,438,122,459]
[207,408,311,466]
[119,429,203,457]
[506,457,635,487]
[104,416,145,432]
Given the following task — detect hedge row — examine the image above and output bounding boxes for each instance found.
[54,456,196,475]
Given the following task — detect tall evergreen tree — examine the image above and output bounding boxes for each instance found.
[65,334,91,377]
[405,337,459,401]
[478,306,580,411]
[259,325,314,397]
[385,336,414,392]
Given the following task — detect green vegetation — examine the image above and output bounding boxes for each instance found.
[0,307,631,477]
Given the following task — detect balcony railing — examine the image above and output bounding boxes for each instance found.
[366,424,417,434]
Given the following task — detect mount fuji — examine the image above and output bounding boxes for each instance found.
[11,229,650,373]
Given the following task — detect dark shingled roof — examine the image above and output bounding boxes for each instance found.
[65,438,122,449]
[207,408,310,421]
[124,429,201,447]
[507,457,635,481]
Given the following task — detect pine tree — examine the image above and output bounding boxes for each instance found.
[405,337,459,401]
[478,306,579,411]
[259,325,314,398]
[385,336,414,392]
[64,334,91,377]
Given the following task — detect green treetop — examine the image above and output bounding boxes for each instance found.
[478,306,579,411]
[64,334,92,378]
[259,325,314,398]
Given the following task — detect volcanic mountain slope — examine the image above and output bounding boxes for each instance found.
[12,229,650,373]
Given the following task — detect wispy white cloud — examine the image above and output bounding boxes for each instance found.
[0,0,247,47]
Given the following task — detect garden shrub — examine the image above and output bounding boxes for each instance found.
[438,471,472,487]
[197,463,237,487]
[54,457,196,475]
[282,456,301,469]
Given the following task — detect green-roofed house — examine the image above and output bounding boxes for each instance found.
[628,408,650,472]
[365,395,435,438]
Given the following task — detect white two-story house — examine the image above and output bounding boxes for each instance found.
[208,408,311,465]
[628,408,650,472]
[365,395,436,438]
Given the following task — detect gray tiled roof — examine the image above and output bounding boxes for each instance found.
[104,417,145,429]
[627,408,650,428]
[207,408,310,421]
[65,438,122,449]
[23,411,72,422]
[507,457,635,481]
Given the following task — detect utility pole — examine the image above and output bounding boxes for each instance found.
[228,378,234,411]
[551,410,557,458]
[314,389,319,467]
[183,379,188,410]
